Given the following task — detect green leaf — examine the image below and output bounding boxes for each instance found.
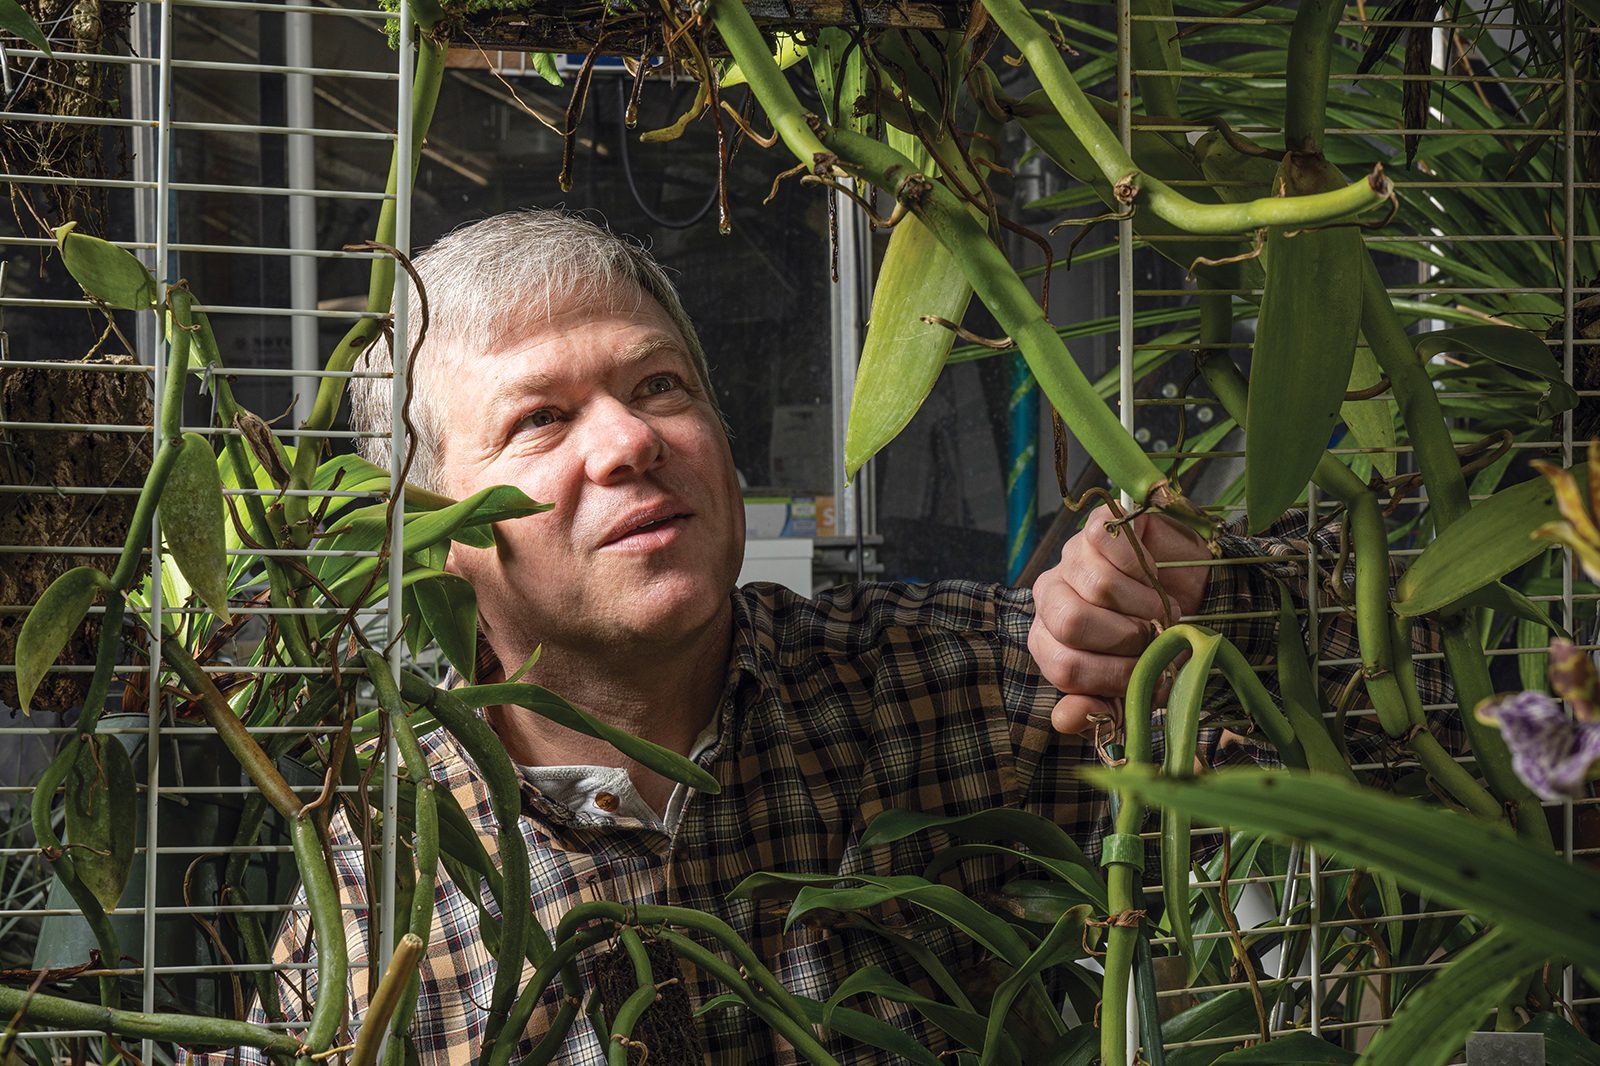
[845,214,973,480]
[1394,468,1583,617]
[16,566,108,713]
[1162,630,1224,980]
[1246,211,1364,530]
[1188,830,1268,983]
[1273,584,1353,777]
[1339,345,1397,480]
[52,222,158,311]
[1415,325,1577,419]
[981,904,1093,1065]
[992,880,1099,924]
[727,869,857,901]
[923,842,1107,911]
[824,966,1014,1064]
[1358,929,1545,1066]
[64,735,138,912]
[1087,768,1600,971]
[721,33,804,89]
[159,433,232,622]
[1163,987,1259,1066]
[1520,1012,1600,1065]
[787,993,942,1066]
[1210,1030,1355,1063]
[1042,1026,1098,1066]
[1449,580,1567,638]
[413,573,477,680]
[453,683,719,794]
[0,0,52,55]
[529,52,562,87]
[323,485,548,599]
[787,875,1032,966]
[861,807,1099,874]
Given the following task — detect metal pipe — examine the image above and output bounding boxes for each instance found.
[286,5,320,431]
[142,1,177,1058]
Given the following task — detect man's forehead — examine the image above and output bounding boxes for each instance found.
[485,280,682,355]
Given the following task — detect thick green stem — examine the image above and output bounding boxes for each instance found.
[1100,626,1197,1066]
[652,930,842,1066]
[606,928,657,1066]
[1359,261,1471,526]
[1201,338,1420,736]
[1200,308,1514,824]
[1282,0,1344,153]
[361,651,441,945]
[1359,260,1550,842]
[107,440,184,590]
[488,927,609,1066]
[351,932,423,1066]
[284,38,448,535]
[0,984,303,1053]
[30,738,120,1011]
[293,812,349,1053]
[712,0,1181,509]
[162,635,302,818]
[978,0,1388,230]
[396,675,535,1064]
[160,288,195,445]
[77,592,125,736]
[1348,492,1418,737]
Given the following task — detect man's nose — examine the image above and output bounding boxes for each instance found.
[582,399,667,483]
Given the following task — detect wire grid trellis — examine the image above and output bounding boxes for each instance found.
[0,0,1594,1064]
[1112,0,1596,1059]
[0,0,414,1060]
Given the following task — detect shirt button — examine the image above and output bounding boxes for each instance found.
[595,791,619,813]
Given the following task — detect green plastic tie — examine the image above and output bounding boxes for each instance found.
[1101,833,1145,870]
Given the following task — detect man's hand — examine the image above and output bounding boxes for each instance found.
[1028,506,1212,737]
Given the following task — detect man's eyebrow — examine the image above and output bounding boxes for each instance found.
[612,335,690,370]
[483,335,689,416]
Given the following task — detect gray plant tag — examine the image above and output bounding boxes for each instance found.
[1466,1031,1545,1065]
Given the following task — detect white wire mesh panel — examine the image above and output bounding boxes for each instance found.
[1,1,410,1059]
[1109,0,1596,1058]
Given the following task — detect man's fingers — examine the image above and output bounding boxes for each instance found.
[1052,694,1119,737]
[1032,575,1156,657]
[1063,557,1168,620]
[1081,505,1203,614]
[1027,632,1139,697]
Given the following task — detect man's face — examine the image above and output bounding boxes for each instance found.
[433,284,744,658]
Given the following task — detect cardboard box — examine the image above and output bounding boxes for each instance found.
[744,495,836,538]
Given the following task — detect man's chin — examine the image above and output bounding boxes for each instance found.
[591,571,734,642]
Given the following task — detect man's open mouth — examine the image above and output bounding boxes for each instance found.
[603,507,692,547]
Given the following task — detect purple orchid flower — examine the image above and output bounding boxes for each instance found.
[1477,689,1600,802]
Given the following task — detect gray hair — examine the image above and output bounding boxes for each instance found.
[348,209,715,492]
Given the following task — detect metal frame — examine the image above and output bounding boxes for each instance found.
[1111,2,1593,1060]
[0,1,406,1057]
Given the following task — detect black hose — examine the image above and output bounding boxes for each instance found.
[616,79,719,229]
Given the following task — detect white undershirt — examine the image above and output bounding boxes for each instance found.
[513,713,722,835]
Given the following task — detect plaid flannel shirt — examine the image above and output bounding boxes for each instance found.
[204,514,1453,1065]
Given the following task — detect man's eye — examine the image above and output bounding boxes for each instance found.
[522,409,559,429]
[644,374,679,395]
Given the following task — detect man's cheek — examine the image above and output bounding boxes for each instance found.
[444,541,496,581]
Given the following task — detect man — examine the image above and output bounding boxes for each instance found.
[239,209,1440,1064]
